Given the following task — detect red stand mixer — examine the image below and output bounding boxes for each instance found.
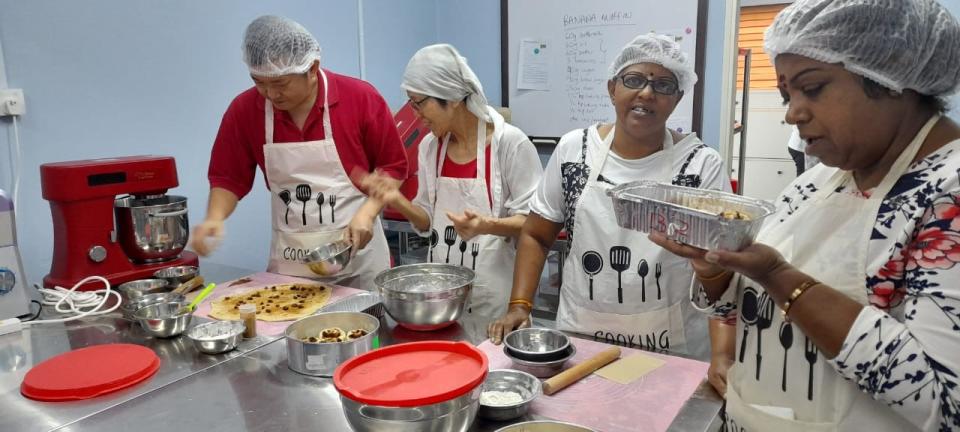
[41,156,199,291]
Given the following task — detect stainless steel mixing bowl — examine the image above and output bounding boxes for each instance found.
[503,327,571,362]
[114,194,189,263]
[478,369,542,421]
[134,301,193,338]
[153,265,199,285]
[302,239,352,277]
[504,344,577,378]
[374,263,474,331]
[340,385,481,432]
[186,320,245,354]
[117,278,171,299]
[121,292,185,319]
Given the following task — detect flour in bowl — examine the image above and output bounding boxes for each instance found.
[481,390,524,406]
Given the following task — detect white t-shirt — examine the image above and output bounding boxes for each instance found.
[532,124,731,226]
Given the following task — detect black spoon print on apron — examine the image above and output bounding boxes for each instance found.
[329,194,337,223]
[278,189,292,225]
[316,192,324,224]
[444,226,457,264]
[295,184,311,226]
[429,229,439,262]
[638,259,649,302]
[581,251,602,301]
[609,246,630,304]
[780,321,793,392]
[459,240,467,266]
[756,292,774,380]
[471,243,479,270]
[805,336,818,401]
[655,262,662,300]
[739,287,760,363]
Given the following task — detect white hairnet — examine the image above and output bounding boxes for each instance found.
[401,44,490,121]
[243,15,322,77]
[765,0,960,96]
[608,33,698,93]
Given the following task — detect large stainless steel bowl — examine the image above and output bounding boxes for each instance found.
[186,320,245,354]
[340,386,481,432]
[134,301,193,338]
[495,421,596,431]
[302,239,352,277]
[121,292,185,319]
[115,195,189,263]
[375,263,473,331]
[285,312,380,377]
[117,278,171,299]
[478,369,542,421]
[503,328,571,362]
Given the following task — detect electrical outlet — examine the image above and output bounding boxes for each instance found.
[0,89,25,116]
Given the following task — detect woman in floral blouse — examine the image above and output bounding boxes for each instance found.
[653,0,960,430]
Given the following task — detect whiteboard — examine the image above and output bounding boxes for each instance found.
[503,0,706,139]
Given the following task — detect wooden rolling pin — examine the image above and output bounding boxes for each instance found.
[171,276,205,295]
[542,346,621,395]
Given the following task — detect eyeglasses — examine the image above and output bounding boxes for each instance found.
[617,74,680,96]
[409,95,432,111]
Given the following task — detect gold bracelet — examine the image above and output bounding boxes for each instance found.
[696,269,731,282]
[781,280,820,321]
[509,299,533,310]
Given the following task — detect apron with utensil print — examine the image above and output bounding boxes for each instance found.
[264,68,390,290]
[723,116,940,432]
[557,126,707,359]
[427,118,515,319]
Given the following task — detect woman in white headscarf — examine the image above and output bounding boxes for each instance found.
[653,0,960,430]
[364,44,543,319]
[487,33,730,361]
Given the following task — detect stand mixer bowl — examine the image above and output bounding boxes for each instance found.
[115,195,189,263]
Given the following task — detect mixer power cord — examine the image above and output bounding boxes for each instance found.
[26,276,121,326]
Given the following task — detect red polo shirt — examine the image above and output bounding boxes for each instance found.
[207,69,408,199]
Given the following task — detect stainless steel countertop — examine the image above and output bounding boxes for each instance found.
[0,262,721,432]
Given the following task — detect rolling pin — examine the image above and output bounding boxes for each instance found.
[542,346,621,395]
[171,276,205,295]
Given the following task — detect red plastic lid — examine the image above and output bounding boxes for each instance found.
[334,341,488,407]
[21,344,160,401]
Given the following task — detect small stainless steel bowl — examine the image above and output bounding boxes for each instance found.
[186,320,245,354]
[495,420,596,431]
[153,265,199,285]
[503,328,570,362]
[478,369,542,421]
[121,292,185,319]
[118,278,172,300]
[302,239,353,277]
[375,263,474,331]
[134,301,193,338]
[504,344,577,378]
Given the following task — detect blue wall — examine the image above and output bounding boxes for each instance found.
[0,0,753,286]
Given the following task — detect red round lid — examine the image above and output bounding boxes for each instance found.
[21,343,160,401]
[334,341,488,407]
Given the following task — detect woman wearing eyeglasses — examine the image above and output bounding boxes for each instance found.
[363,44,543,319]
[487,33,729,360]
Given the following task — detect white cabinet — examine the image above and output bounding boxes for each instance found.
[731,158,796,201]
[732,90,798,201]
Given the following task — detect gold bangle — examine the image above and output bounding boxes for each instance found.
[781,280,820,321]
[696,269,731,282]
[509,299,533,310]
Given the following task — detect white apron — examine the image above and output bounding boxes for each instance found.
[723,116,940,432]
[557,127,707,359]
[263,69,390,290]
[428,119,515,318]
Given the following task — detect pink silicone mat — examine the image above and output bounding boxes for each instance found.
[190,272,365,336]
[478,337,709,432]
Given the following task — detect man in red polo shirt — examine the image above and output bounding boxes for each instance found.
[190,15,407,290]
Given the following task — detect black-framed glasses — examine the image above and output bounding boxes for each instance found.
[409,95,432,111]
[617,73,680,96]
